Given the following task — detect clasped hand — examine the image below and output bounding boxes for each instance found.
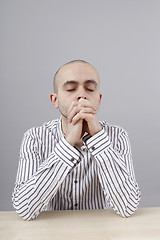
[65,98,102,146]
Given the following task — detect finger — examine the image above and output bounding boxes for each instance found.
[68,105,82,123]
[69,105,96,123]
[70,107,96,124]
[67,101,78,116]
[78,98,96,111]
[72,111,94,125]
[79,107,96,115]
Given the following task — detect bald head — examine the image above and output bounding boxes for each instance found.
[53,60,100,93]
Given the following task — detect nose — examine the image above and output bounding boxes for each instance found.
[77,96,87,101]
[76,87,87,101]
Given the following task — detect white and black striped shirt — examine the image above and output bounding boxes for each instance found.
[12,119,141,220]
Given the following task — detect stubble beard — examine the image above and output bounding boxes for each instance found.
[59,109,68,119]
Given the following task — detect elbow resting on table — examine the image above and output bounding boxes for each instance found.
[12,194,38,221]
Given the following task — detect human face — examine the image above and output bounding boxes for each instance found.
[51,62,102,119]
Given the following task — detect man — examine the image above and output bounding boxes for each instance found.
[12,60,141,220]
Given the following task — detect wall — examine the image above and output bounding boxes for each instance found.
[0,0,160,210]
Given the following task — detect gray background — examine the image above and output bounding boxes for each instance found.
[0,0,160,210]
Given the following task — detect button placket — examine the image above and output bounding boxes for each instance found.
[71,167,79,209]
[72,178,78,208]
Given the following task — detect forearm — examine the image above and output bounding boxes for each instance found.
[12,136,80,220]
[84,128,141,217]
[96,152,141,217]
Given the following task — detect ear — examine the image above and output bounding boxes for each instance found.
[50,93,59,109]
[99,92,102,104]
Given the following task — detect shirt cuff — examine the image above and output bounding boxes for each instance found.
[54,137,81,167]
[84,128,111,156]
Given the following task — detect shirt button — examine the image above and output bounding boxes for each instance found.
[71,158,74,161]
[91,146,95,151]
[74,180,78,184]
[74,203,78,207]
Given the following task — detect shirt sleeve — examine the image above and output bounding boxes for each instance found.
[12,131,80,220]
[84,128,141,217]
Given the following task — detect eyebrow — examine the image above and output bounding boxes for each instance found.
[63,80,78,87]
[85,80,98,86]
[63,79,98,87]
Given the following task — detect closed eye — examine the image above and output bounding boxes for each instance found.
[86,89,94,92]
[67,89,76,92]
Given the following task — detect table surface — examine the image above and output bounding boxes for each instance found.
[0,207,160,240]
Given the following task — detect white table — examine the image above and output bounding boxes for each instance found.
[0,207,160,240]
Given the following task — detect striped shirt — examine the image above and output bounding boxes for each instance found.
[12,119,141,220]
